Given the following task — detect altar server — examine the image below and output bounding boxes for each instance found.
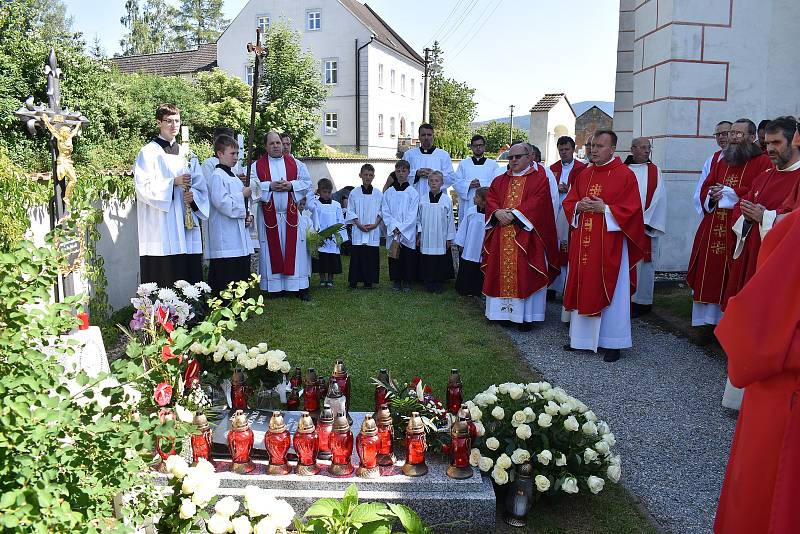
[417,171,456,293]
[453,135,499,223]
[134,103,209,288]
[454,187,488,296]
[310,178,347,287]
[206,135,254,295]
[404,123,456,196]
[381,160,420,292]
[346,164,383,288]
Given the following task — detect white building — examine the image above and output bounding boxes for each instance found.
[528,93,577,165]
[612,0,800,271]
[217,0,426,157]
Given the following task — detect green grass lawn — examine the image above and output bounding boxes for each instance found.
[228,250,659,534]
[652,284,692,322]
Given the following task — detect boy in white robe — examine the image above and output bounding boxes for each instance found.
[417,171,456,293]
[453,135,499,223]
[346,164,383,288]
[454,187,488,297]
[296,197,313,285]
[134,103,209,288]
[206,135,254,296]
[381,160,419,293]
[310,178,348,287]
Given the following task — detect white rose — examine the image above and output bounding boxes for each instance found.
[207,513,233,534]
[498,383,509,394]
[559,402,574,416]
[486,437,500,450]
[523,407,535,423]
[553,389,569,404]
[257,342,269,351]
[595,441,610,455]
[484,394,498,405]
[478,456,494,472]
[509,385,525,400]
[561,476,579,494]
[582,421,598,436]
[496,453,512,470]
[469,448,481,467]
[516,424,532,440]
[537,413,552,428]
[563,416,580,432]
[244,486,272,518]
[271,499,295,528]
[255,353,267,367]
[544,401,559,416]
[535,474,551,492]
[165,455,189,480]
[175,404,195,423]
[485,384,499,395]
[189,342,204,354]
[542,389,555,401]
[597,421,610,436]
[213,351,224,363]
[469,405,482,422]
[526,382,539,393]
[244,358,258,370]
[602,432,617,446]
[511,410,527,427]
[511,449,531,464]
[191,486,215,508]
[491,467,509,485]
[181,474,201,495]
[474,421,486,437]
[536,449,553,465]
[247,347,260,357]
[584,410,597,422]
[587,475,605,494]
[179,498,197,519]
[575,400,588,413]
[539,382,551,391]
[473,394,486,407]
[224,350,236,362]
[280,361,291,374]
[584,448,599,464]
[195,458,216,476]
[607,464,622,483]
[267,358,282,372]
[253,517,275,534]
[215,496,240,517]
[491,406,505,420]
[231,516,253,534]
[555,453,567,466]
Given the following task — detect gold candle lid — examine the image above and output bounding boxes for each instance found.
[230,410,249,430]
[375,405,393,426]
[193,412,209,429]
[268,411,286,433]
[360,414,378,436]
[457,404,472,422]
[332,359,348,377]
[297,412,316,433]
[406,411,425,434]
[232,368,245,385]
[450,419,469,438]
[319,404,334,424]
[333,412,350,433]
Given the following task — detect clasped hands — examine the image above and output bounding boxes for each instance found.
[740,199,765,223]
[356,221,378,232]
[576,196,606,214]
[495,208,516,226]
[709,184,726,202]
[269,180,293,192]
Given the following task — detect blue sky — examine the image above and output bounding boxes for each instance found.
[64,0,619,120]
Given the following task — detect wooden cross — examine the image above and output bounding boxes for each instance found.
[243,28,269,221]
[588,183,603,197]
[711,241,725,254]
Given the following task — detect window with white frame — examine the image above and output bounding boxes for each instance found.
[378,64,384,88]
[410,78,415,98]
[324,112,338,135]
[323,59,338,85]
[256,15,270,32]
[390,69,395,92]
[400,74,405,95]
[389,116,396,137]
[307,10,321,30]
[378,114,384,136]
[246,65,255,86]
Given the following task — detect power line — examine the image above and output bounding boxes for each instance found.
[436,0,481,47]
[443,0,503,60]
[447,0,505,62]
[424,0,470,47]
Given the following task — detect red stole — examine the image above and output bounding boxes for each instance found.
[641,162,659,262]
[686,153,771,305]
[713,209,800,534]
[481,165,559,299]
[256,154,299,275]
[722,166,800,309]
[562,157,646,316]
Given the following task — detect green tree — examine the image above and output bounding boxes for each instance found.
[474,120,528,153]
[119,0,180,56]
[427,41,476,158]
[194,68,251,137]
[257,24,328,156]
[174,0,229,50]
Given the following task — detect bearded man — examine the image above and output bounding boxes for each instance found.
[686,118,771,326]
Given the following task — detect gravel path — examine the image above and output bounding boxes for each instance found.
[503,303,736,534]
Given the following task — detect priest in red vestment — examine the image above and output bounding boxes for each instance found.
[686,119,772,326]
[713,207,800,534]
[482,142,559,331]
[562,130,646,362]
[723,117,800,309]
[550,136,587,295]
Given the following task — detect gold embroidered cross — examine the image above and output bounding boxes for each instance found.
[583,219,593,232]
[581,235,591,247]
[724,176,738,187]
[581,253,589,265]
[588,183,603,196]
[711,241,725,254]
[712,225,726,237]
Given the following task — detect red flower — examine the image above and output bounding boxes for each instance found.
[161,345,183,364]
[154,382,173,407]
[410,377,422,389]
[157,306,174,333]
[424,385,433,395]
[184,359,201,390]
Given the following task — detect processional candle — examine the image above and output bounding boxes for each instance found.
[293,412,320,476]
[328,412,354,477]
[265,411,291,475]
[227,410,255,474]
[402,412,428,477]
[356,415,381,478]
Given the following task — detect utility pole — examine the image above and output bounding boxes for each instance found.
[509,105,515,145]
[422,47,430,124]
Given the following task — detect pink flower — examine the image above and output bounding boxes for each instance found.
[154,382,173,407]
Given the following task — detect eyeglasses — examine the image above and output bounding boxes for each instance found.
[714,132,730,137]
[508,154,529,161]
[159,118,181,125]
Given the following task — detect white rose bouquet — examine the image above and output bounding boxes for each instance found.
[469,382,621,498]
[189,337,292,391]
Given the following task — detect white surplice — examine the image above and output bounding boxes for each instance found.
[551,159,581,294]
[206,166,254,259]
[454,207,485,263]
[381,183,420,250]
[345,186,383,247]
[403,147,456,196]
[417,192,455,255]
[693,151,722,216]
[310,199,347,254]
[252,156,311,292]
[134,140,209,256]
[628,162,667,305]
[453,157,499,222]
[296,212,313,279]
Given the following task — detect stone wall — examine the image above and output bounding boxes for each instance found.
[575,107,613,155]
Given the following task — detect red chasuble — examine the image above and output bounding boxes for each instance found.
[256,154,299,275]
[551,159,588,265]
[562,157,645,316]
[686,153,771,305]
[481,165,559,299]
[713,209,800,534]
[722,166,800,309]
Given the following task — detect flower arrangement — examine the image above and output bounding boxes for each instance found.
[469,382,621,497]
[129,280,211,337]
[160,456,295,533]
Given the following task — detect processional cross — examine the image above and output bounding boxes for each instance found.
[243,28,268,222]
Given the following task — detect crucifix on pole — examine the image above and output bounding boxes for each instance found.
[243,28,268,224]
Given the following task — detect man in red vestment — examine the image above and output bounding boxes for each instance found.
[482,142,559,331]
[686,119,772,326]
[714,205,800,533]
[723,117,800,309]
[562,130,645,362]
